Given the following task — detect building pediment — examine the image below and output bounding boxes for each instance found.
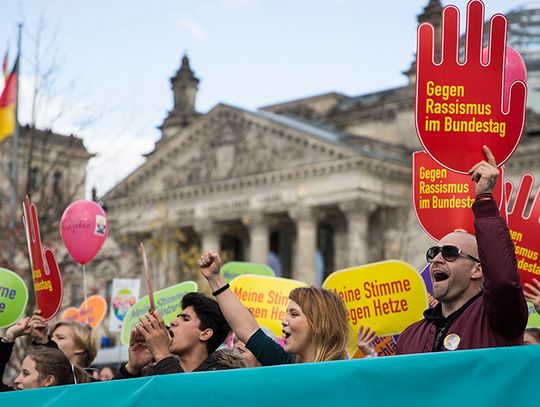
[105,103,368,201]
[260,92,348,119]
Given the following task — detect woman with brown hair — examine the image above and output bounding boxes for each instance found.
[13,347,89,390]
[1,318,88,392]
[197,250,350,365]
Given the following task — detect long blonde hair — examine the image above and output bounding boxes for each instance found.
[51,321,99,368]
[289,286,349,362]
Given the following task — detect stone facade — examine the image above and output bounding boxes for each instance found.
[102,100,413,288]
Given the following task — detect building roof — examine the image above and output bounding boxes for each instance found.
[252,106,411,165]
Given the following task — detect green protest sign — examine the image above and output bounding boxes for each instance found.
[120,281,197,345]
[221,261,275,283]
[527,302,540,327]
[0,268,29,328]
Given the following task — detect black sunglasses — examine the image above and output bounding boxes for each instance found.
[426,245,481,263]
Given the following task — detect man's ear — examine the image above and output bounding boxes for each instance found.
[471,263,483,280]
[199,328,213,343]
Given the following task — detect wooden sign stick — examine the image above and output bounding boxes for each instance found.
[140,242,155,313]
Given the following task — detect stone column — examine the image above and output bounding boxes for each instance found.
[194,220,221,253]
[382,206,409,259]
[140,234,160,297]
[163,228,180,285]
[339,200,377,267]
[289,206,320,285]
[157,232,170,289]
[333,220,348,271]
[242,212,270,264]
[146,229,174,288]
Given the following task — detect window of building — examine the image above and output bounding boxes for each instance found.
[269,229,293,279]
[221,235,244,262]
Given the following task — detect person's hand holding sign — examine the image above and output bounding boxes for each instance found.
[29,309,49,344]
[137,311,172,363]
[468,145,499,195]
[416,0,526,172]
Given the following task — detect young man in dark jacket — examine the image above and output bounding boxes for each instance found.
[115,292,230,377]
[397,146,528,354]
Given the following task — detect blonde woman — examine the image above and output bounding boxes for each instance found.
[31,311,99,368]
[197,250,349,365]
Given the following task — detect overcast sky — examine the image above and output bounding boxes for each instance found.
[0,0,524,196]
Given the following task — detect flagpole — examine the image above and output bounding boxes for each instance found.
[8,23,22,264]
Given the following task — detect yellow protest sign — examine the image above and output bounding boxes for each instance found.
[230,275,307,338]
[323,260,428,355]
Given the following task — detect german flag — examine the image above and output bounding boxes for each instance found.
[0,55,17,143]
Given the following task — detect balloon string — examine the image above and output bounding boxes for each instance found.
[82,264,89,325]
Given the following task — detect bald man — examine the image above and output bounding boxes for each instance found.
[397,147,528,354]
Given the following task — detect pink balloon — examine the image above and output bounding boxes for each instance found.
[60,200,108,265]
[482,46,527,111]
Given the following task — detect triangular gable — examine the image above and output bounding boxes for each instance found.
[105,103,361,200]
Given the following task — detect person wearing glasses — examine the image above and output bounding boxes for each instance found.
[397,146,528,354]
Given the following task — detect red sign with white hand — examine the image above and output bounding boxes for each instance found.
[23,197,63,321]
[413,151,504,240]
[415,0,527,173]
[505,174,540,289]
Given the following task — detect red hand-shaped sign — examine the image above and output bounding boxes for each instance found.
[22,197,63,320]
[505,175,540,289]
[413,151,504,240]
[415,0,527,173]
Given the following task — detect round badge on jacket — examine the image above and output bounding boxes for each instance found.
[443,333,461,350]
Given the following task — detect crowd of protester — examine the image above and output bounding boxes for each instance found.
[1,147,539,392]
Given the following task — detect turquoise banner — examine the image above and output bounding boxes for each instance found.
[0,345,538,405]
